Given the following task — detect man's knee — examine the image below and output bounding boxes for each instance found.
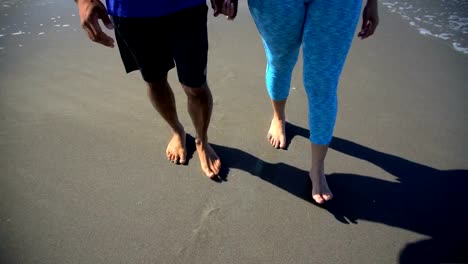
[146,75,169,91]
[182,82,208,97]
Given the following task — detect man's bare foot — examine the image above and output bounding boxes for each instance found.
[166,131,186,164]
[310,168,333,204]
[195,139,221,178]
[267,117,286,149]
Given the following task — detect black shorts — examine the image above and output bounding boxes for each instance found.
[112,4,208,87]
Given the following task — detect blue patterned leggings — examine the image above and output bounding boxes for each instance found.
[248,0,362,144]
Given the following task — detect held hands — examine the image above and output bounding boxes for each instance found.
[358,0,379,39]
[76,0,115,47]
[210,0,238,20]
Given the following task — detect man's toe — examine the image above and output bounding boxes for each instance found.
[323,194,333,201]
[179,152,186,164]
[313,194,324,204]
[205,168,215,178]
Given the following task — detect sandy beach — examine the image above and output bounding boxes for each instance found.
[1,0,467,263]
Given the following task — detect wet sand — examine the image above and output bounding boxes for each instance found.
[1,1,467,263]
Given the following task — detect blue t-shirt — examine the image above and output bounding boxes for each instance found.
[106,0,206,18]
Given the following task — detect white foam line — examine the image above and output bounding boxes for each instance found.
[11,31,24,35]
[418,28,433,36]
[0,34,4,37]
[453,43,468,54]
[38,32,45,35]
[0,47,4,50]
[62,24,70,27]
[438,33,451,40]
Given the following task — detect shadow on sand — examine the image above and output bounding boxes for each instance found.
[186,122,467,263]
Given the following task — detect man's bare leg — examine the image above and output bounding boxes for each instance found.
[310,143,333,204]
[147,76,186,164]
[268,99,287,149]
[182,82,221,178]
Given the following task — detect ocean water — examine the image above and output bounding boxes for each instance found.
[380,0,468,54]
[0,0,79,53]
[0,0,467,55]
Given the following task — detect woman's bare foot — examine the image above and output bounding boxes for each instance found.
[166,131,186,164]
[267,117,286,149]
[310,168,333,204]
[195,138,221,178]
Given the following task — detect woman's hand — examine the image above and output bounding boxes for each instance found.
[358,0,379,39]
[210,0,238,20]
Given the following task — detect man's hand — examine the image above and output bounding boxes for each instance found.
[210,0,238,20]
[358,0,379,39]
[76,0,115,47]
